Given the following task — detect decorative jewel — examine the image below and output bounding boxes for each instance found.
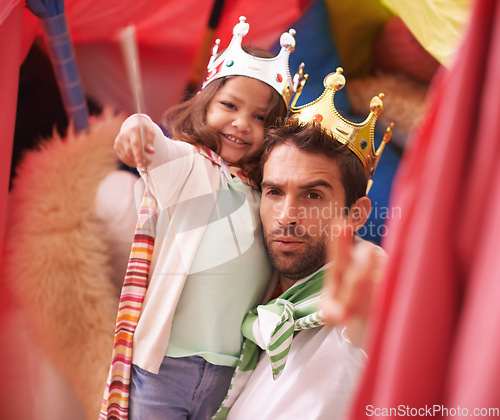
[289,67,393,183]
[202,16,306,109]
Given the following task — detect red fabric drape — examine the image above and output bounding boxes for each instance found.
[0,4,39,272]
[350,0,500,417]
[62,0,307,51]
[0,3,23,278]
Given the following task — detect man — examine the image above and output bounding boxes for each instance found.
[106,69,389,420]
[215,121,387,420]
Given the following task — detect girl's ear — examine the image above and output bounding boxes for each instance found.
[348,196,371,231]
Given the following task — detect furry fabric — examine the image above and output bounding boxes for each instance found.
[347,72,430,150]
[3,109,127,420]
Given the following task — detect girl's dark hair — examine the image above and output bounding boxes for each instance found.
[261,121,368,209]
[161,46,288,185]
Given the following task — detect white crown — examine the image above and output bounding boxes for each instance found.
[202,16,303,108]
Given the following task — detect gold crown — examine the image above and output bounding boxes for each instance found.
[289,68,393,190]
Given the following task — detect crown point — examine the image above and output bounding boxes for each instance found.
[234,17,249,37]
[280,30,296,52]
[324,71,345,91]
[290,28,296,36]
[336,67,344,74]
[382,123,394,143]
[212,39,220,54]
[370,95,384,115]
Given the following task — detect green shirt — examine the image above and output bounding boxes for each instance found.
[166,176,271,366]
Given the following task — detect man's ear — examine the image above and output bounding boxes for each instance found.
[348,196,371,231]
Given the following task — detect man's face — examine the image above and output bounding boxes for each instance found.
[260,143,347,281]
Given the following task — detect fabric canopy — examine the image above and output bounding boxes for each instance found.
[1,0,470,257]
[0,0,308,272]
[0,0,483,417]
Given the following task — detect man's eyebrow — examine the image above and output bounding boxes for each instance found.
[299,180,333,190]
[261,181,280,189]
[261,180,333,190]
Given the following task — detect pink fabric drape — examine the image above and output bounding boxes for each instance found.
[350,0,500,417]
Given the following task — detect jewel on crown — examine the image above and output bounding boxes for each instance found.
[202,16,306,109]
[289,67,393,190]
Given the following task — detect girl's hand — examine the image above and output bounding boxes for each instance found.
[114,115,155,170]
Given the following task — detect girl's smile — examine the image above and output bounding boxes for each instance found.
[221,133,249,147]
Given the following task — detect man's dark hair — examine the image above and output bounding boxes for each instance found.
[261,121,368,209]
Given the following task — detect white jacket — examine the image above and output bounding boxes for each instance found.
[125,115,228,373]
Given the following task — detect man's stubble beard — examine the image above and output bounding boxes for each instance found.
[264,231,327,281]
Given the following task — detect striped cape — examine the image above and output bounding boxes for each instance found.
[99,187,157,419]
[99,146,257,419]
[213,270,326,419]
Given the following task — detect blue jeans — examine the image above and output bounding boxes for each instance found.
[129,355,235,420]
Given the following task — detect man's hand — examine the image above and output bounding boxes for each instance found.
[321,229,386,348]
[114,115,155,171]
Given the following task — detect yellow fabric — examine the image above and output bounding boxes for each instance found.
[380,0,473,67]
[325,0,394,78]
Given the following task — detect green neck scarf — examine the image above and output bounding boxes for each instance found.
[213,269,326,419]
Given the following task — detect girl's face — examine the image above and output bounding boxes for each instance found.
[206,76,273,165]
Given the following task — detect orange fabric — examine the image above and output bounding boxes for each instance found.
[350,0,500,417]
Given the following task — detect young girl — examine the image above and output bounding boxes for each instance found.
[101,17,303,420]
